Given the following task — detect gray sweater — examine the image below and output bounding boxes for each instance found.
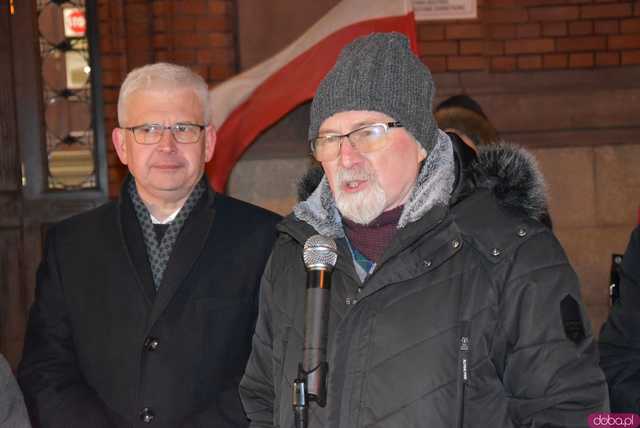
[0,354,31,428]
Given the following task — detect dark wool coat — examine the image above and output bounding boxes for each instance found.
[599,225,640,413]
[18,177,281,428]
[240,134,608,428]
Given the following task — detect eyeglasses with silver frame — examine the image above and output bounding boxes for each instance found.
[123,123,206,145]
[310,122,402,162]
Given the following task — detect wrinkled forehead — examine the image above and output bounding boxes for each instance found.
[318,110,397,134]
[123,87,204,114]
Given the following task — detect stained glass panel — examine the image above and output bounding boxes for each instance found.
[37,0,96,189]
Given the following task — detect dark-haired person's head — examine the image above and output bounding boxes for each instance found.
[435,94,498,150]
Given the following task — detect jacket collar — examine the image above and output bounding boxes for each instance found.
[149,179,215,327]
[294,138,551,233]
[118,175,156,304]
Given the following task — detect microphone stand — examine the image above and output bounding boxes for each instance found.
[292,365,309,428]
[292,360,329,428]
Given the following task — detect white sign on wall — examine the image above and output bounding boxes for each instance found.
[413,0,477,21]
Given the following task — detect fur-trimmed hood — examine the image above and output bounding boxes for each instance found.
[464,142,550,227]
[294,134,551,236]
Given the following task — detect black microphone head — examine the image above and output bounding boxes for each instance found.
[303,235,338,271]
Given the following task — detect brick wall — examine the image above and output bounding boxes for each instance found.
[97,0,236,197]
[93,0,640,333]
[98,0,640,197]
[418,0,640,73]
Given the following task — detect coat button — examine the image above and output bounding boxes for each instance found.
[452,240,461,249]
[517,227,527,237]
[144,337,159,351]
[140,407,155,423]
[491,248,501,257]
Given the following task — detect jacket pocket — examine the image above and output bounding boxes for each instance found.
[455,321,471,428]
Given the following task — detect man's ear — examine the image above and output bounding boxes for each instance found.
[204,125,216,162]
[112,128,128,165]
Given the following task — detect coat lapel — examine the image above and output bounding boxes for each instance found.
[148,187,216,327]
[118,177,156,305]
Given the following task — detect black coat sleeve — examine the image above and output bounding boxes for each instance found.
[17,227,127,428]
[599,225,640,413]
[497,230,608,427]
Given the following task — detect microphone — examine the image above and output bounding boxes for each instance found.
[301,234,337,407]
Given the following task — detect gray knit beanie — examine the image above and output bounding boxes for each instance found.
[309,32,437,153]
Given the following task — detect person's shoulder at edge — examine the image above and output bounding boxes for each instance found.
[0,353,32,428]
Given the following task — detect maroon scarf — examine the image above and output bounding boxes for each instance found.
[342,205,403,263]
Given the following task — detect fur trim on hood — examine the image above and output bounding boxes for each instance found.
[294,136,550,237]
[466,143,549,226]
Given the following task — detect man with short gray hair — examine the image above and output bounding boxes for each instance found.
[240,32,607,427]
[19,63,280,428]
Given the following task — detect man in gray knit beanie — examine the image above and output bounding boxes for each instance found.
[240,31,608,428]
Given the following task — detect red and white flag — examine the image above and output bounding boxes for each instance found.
[206,0,417,192]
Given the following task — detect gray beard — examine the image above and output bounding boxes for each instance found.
[334,168,387,225]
